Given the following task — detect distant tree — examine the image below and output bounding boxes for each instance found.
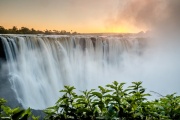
[60,30,67,35]
[19,27,31,34]
[72,31,77,35]
[8,26,18,34]
[0,26,7,34]
[31,28,37,34]
[0,26,78,35]
[44,29,52,35]
[53,30,60,35]
[12,26,18,32]
[36,30,44,34]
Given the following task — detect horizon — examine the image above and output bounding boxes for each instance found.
[0,25,145,34]
[0,25,143,34]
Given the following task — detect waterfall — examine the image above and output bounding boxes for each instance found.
[1,34,180,110]
[0,35,144,109]
[0,35,152,109]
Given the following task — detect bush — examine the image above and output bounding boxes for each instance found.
[44,81,180,120]
[1,81,180,119]
[0,98,39,120]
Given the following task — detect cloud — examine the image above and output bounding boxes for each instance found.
[108,0,180,33]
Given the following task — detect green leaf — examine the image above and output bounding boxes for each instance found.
[91,92,102,98]
[134,112,142,117]
[59,89,68,93]
[106,84,116,89]
[19,114,28,120]
[111,96,120,103]
[0,98,7,105]
[21,107,31,117]
[142,93,151,97]
[32,115,40,120]
[103,94,113,98]
[139,88,145,93]
[12,107,21,114]
[12,110,25,120]
[98,86,106,93]
[113,81,118,86]
[1,106,12,115]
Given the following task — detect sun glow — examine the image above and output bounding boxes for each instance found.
[105,25,147,33]
[0,0,148,34]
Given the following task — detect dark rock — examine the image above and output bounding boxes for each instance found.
[79,38,86,51]
[0,37,6,61]
[90,37,96,48]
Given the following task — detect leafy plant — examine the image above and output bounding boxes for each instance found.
[1,81,180,120]
[44,81,180,120]
[0,98,39,120]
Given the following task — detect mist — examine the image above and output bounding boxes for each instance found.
[109,0,180,96]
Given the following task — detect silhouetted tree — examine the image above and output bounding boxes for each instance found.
[72,31,77,35]
[30,28,37,34]
[7,26,18,34]
[19,27,31,34]
[12,26,18,32]
[0,26,7,34]
[0,26,78,35]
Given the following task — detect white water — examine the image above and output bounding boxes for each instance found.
[1,35,180,109]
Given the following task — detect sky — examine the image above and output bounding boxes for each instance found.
[0,0,179,33]
[0,0,146,33]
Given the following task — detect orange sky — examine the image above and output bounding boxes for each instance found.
[0,0,146,33]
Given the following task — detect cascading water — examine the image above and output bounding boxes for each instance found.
[1,34,179,110]
[0,35,144,109]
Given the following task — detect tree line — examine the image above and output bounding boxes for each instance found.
[0,26,78,35]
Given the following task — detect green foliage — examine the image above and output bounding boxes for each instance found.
[1,81,180,120]
[0,98,39,120]
[44,81,180,120]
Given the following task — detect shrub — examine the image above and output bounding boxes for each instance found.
[44,81,180,120]
[0,98,39,120]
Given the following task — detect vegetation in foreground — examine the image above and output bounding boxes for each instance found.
[1,81,180,120]
[0,26,78,35]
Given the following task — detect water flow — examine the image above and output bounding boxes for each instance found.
[0,35,143,109]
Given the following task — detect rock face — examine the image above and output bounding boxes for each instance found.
[0,37,6,61]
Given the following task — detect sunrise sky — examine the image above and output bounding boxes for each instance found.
[0,0,147,33]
